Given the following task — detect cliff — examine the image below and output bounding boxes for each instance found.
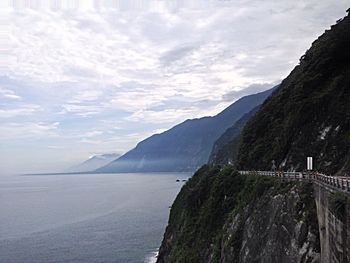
[313,183,350,262]
[156,166,320,263]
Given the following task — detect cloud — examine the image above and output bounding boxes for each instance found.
[5,3,349,112]
[1,0,349,173]
[222,82,280,102]
[48,145,65,149]
[126,107,202,124]
[83,130,104,138]
[0,86,22,100]
[160,44,198,66]
[0,122,59,140]
[60,103,103,117]
[79,138,104,144]
[3,94,21,100]
[0,104,41,118]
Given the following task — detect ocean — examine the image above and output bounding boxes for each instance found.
[0,172,190,263]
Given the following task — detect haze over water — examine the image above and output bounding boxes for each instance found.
[0,172,189,263]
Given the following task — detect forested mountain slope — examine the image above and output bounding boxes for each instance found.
[208,106,260,165]
[236,12,350,175]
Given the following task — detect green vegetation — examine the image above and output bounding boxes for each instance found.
[158,165,302,262]
[209,106,261,165]
[236,13,350,174]
[329,192,347,221]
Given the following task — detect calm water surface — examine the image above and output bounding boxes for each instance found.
[0,173,190,263]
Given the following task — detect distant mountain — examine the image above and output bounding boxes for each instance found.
[67,153,121,173]
[236,12,350,175]
[209,85,279,166]
[208,106,260,165]
[97,88,274,173]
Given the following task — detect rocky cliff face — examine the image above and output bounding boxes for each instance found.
[221,183,320,263]
[313,184,350,263]
[156,166,320,263]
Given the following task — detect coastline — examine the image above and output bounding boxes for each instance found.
[144,251,158,263]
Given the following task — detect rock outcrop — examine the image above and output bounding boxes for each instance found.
[314,183,350,262]
[156,166,320,263]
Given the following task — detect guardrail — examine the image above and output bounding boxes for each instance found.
[238,170,350,193]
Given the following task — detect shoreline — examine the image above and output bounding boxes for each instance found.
[144,251,158,263]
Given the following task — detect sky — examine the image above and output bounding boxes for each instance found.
[0,0,349,174]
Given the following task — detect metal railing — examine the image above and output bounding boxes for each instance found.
[238,170,350,193]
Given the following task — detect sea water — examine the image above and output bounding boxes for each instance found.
[0,172,190,263]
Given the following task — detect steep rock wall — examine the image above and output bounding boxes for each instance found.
[221,183,320,263]
[313,183,350,263]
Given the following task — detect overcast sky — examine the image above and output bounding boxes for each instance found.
[0,0,348,174]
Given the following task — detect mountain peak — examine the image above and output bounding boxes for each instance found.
[66,153,121,173]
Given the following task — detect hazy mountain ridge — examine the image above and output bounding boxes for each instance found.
[208,106,260,165]
[208,85,279,166]
[66,153,121,173]
[96,88,274,173]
